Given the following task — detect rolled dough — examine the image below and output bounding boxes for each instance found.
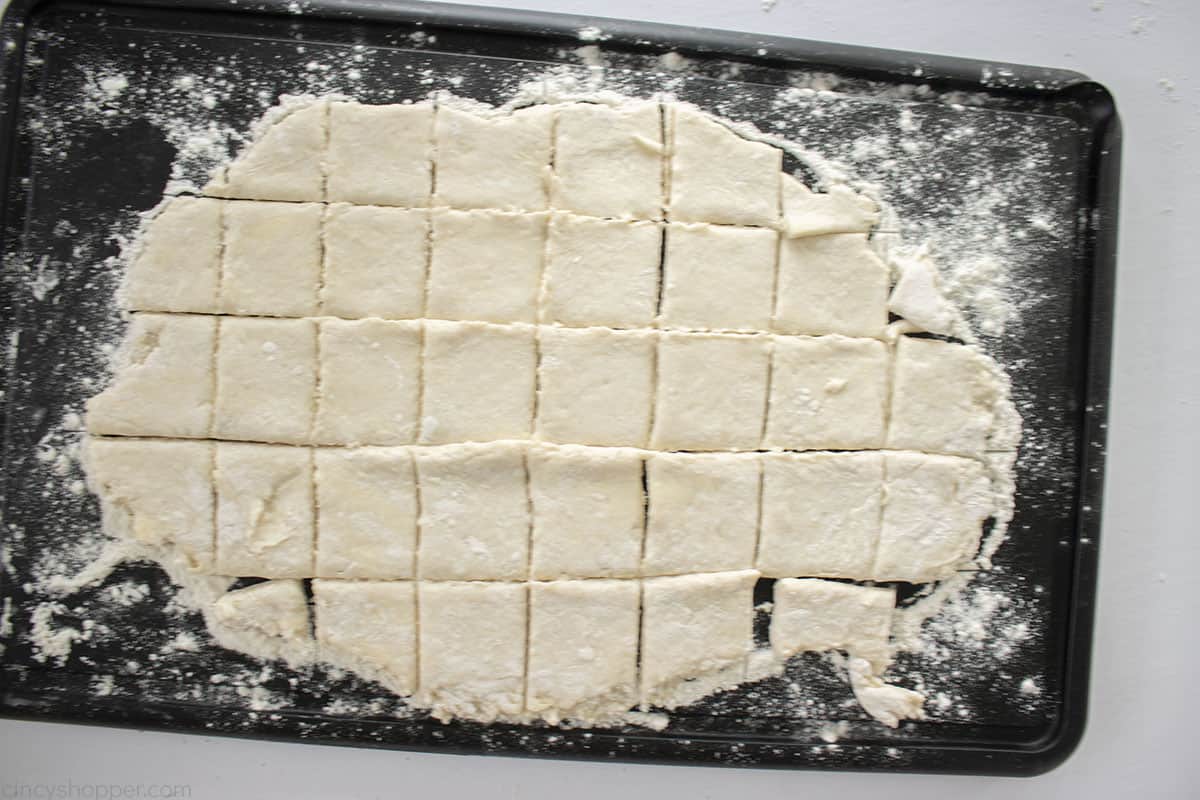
[85,312,216,439]
[314,447,418,580]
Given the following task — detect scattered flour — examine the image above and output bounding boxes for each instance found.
[3,26,1058,749]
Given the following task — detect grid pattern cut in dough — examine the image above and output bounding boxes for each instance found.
[86,97,1012,726]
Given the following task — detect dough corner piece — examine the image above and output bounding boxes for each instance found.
[83,436,215,573]
[875,451,993,582]
[640,569,759,710]
[887,336,1001,458]
[769,578,895,673]
[209,579,315,667]
[204,97,328,202]
[313,579,417,696]
[85,312,216,439]
[780,174,879,238]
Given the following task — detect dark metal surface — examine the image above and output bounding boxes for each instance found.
[0,0,1117,776]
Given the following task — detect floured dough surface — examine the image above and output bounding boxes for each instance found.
[313,579,417,696]
[526,579,640,724]
[314,448,417,580]
[82,94,1019,732]
[640,570,759,709]
[417,581,528,722]
[770,578,894,672]
[415,443,530,581]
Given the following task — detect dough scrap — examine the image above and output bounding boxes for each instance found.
[414,442,530,581]
[434,105,552,211]
[757,451,883,579]
[204,99,327,202]
[84,437,214,572]
[85,312,215,439]
[551,101,663,219]
[417,581,528,723]
[667,105,781,226]
[314,448,417,580]
[321,204,428,320]
[642,453,759,576]
[887,248,964,337]
[313,579,417,696]
[211,579,314,664]
[640,569,759,709]
[650,332,770,451]
[212,317,317,445]
[660,222,778,332]
[312,318,421,446]
[326,101,433,206]
[426,208,547,324]
[847,657,925,728]
[770,578,894,672]
[536,326,655,447]
[528,444,644,580]
[774,232,889,337]
[123,196,221,313]
[419,320,536,444]
[220,200,322,317]
[215,442,314,578]
[874,451,992,582]
[540,213,661,328]
[780,175,879,238]
[762,335,889,451]
[887,336,1000,457]
[526,579,640,724]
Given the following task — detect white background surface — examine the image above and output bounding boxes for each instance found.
[1,0,1197,796]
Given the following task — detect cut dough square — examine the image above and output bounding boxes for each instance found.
[326,101,433,206]
[551,101,663,219]
[770,578,895,672]
[875,452,992,582]
[221,200,322,317]
[211,579,314,663]
[763,335,889,450]
[314,448,417,580]
[774,232,889,337]
[650,332,771,451]
[215,442,314,578]
[414,442,529,581]
[642,453,760,576]
[536,326,656,447]
[212,317,317,445]
[526,579,640,723]
[312,319,421,446]
[887,337,999,457]
[528,445,644,580]
[124,196,221,313]
[84,438,214,572]
[313,579,417,695]
[667,104,781,227]
[321,204,428,319]
[419,320,536,444]
[86,313,216,438]
[757,452,883,579]
[418,581,528,722]
[426,208,547,324]
[660,222,778,331]
[540,214,661,328]
[433,105,552,211]
[780,174,879,238]
[204,99,327,202]
[640,569,759,709]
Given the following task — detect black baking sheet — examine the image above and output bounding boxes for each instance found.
[0,0,1117,777]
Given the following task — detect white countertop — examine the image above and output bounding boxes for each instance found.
[2,0,1197,796]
